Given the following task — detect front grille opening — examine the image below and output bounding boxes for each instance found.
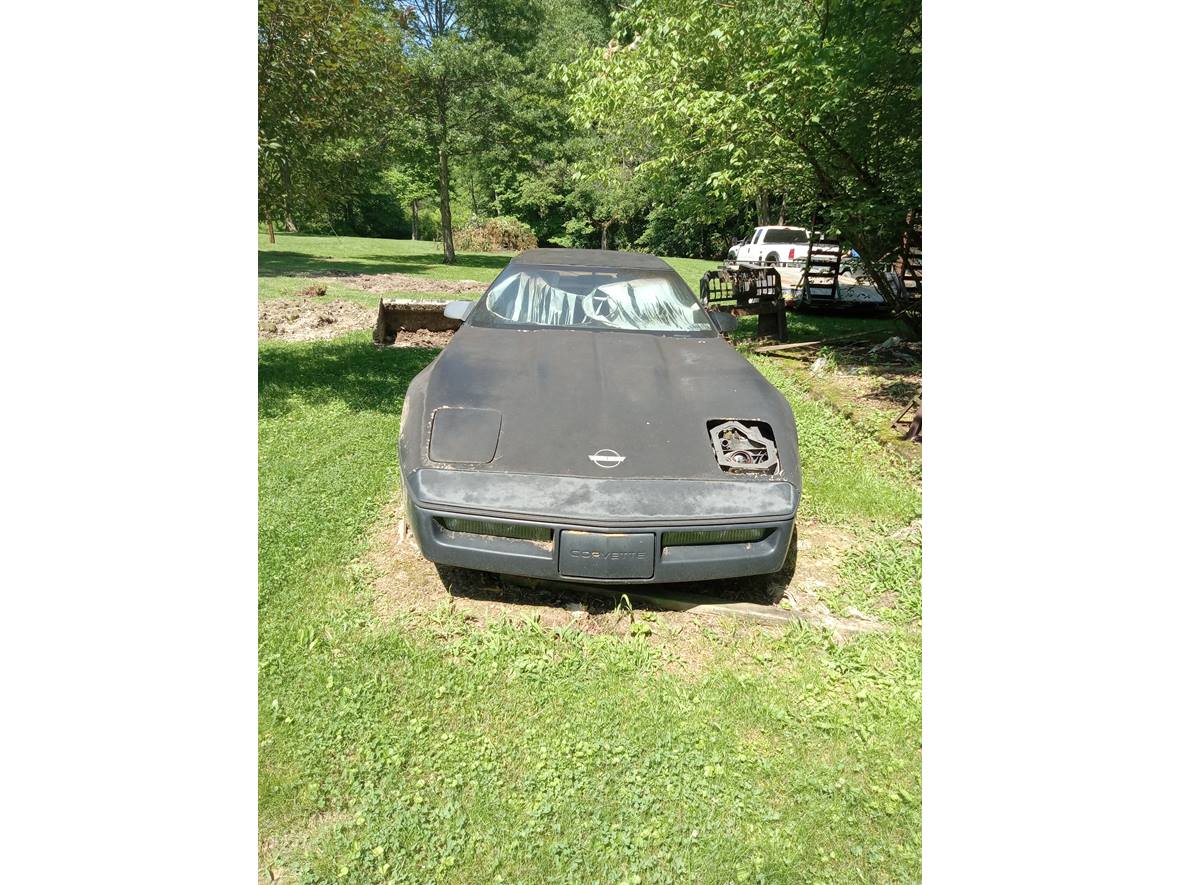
[706,419,779,473]
[662,528,772,547]
[437,517,552,543]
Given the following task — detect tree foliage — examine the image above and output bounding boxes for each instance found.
[397,0,544,262]
[568,0,921,265]
[258,0,921,267]
[258,0,402,234]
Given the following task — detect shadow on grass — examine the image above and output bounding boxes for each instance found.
[728,312,907,347]
[784,310,907,341]
[815,339,922,390]
[258,250,512,278]
[259,336,438,419]
[866,378,921,405]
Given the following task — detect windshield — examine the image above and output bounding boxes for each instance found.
[468,266,717,335]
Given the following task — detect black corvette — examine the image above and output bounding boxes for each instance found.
[398,248,801,584]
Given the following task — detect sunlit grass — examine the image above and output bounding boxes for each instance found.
[259,329,921,883]
[258,233,736,305]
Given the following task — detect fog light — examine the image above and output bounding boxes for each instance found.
[438,517,552,542]
[662,528,771,546]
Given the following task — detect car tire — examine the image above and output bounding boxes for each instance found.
[783,522,798,580]
[756,522,797,605]
[765,252,779,264]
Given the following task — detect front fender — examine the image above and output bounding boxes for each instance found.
[397,364,434,477]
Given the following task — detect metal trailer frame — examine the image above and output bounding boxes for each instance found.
[698,264,786,341]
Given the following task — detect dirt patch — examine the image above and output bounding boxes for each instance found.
[368,513,636,637]
[259,299,376,342]
[310,271,486,295]
[259,299,459,347]
[824,340,921,413]
[763,340,922,449]
[778,520,857,616]
[365,506,881,658]
[832,372,921,418]
[260,809,348,884]
[390,328,454,349]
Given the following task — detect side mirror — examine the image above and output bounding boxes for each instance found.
[711,311,738,333]
[443,301,473,322]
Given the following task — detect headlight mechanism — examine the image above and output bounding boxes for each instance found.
[706,419,779,473]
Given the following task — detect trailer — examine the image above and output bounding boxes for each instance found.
[698,264,787,341]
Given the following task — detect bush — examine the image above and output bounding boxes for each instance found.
[453,216,538,252]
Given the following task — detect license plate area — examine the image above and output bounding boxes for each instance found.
[559,531,655,580]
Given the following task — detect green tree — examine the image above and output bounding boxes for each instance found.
[570,0,920,305]
[258,0,401,240]
[384,165,435,240]
[567,128,650,250]
[397,0,542,263]
[423,0,612,247]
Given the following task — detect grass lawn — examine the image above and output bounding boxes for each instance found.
[260,232,726,310]
[259,236,922,883]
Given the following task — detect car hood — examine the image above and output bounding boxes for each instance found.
[420,324,799,483]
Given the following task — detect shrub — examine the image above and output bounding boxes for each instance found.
[453,216,538,252]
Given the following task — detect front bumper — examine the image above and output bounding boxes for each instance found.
[403,468,797,584]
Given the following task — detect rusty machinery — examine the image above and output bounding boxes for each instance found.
[699,264,786,341]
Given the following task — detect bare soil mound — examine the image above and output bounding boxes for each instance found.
[310,272,486,295]
[258,300,458,347]
[258,299,375,342]
[390,328,454,348]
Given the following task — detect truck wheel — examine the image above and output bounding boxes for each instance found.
[765,252,779,264]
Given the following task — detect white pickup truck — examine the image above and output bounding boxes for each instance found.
[727,225,815,265]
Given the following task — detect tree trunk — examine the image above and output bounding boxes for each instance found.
[756,191,770,226]
[266,219,276,244]
[854,236,920,336]
[438,146,455,264]
[778,193,787,225]
[280,160,297,232]
[435,79,456,264]
[411,200,420,241]
[600,219,612,250]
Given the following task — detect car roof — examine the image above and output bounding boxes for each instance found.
[509,248,674,272]
[757,225,808,231]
